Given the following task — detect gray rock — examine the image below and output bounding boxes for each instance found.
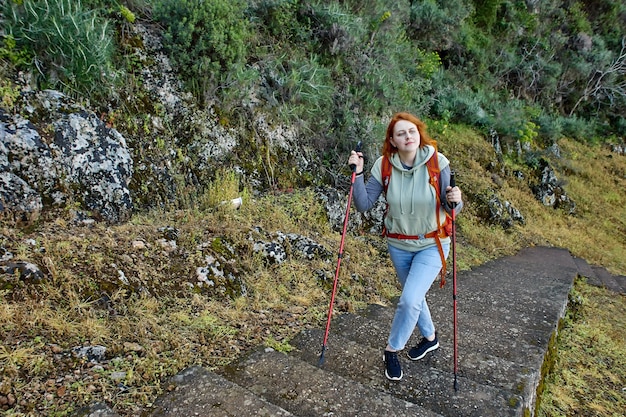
[72,402,120,417]
[71,345,107,363]
[533,160,576,214]
[0,261,44,281]
[52,111,133,223]
[1,96,134,223]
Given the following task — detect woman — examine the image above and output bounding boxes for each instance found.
[348,112,463,381]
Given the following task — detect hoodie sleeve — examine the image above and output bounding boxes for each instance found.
[440,165,464,214]
[352,164,384,213]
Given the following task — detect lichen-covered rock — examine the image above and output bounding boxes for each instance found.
[194,237,247,299]
[484,194,525,229]
[1,113,57,196]
[1,96,134,223]
[0,171,43,223]
[0,261,44,281]
[250,228,332,264]
[0,129,44,222]
[533,159,576,214]
[52,111,133,223]
[316,186,386,235]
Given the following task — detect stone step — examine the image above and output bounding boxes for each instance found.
[572,254,625,294]
[572,256,601,286]
[328,308,541,407]
[93,245,578,417]
[427,247,576,331]
[317,246,578,412]
[425,279,570,335]
[356,302,548,365]
[290,329,524,417]
[591,265,626,294]
[221,348,443,417]
[149,366,295,416]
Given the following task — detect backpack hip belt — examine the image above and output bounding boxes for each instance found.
[385,227,449,287]
[385,228,448,240]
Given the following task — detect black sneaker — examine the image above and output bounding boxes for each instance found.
[407,333,439,361]
[383,350,403,381]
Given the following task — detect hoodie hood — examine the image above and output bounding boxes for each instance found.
[388,145,436,215]
[389,145,436,172]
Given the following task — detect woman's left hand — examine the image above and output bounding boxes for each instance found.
[446,186,462,204]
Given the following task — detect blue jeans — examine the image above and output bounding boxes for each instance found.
[387,242,450,351]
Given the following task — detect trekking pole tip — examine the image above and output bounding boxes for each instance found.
[318,346,327,367]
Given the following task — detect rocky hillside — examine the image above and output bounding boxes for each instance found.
[1,7,625,417]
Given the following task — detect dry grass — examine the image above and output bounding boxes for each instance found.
[441,126,626,275]
[1,129,625,416]
[537,278,626,417]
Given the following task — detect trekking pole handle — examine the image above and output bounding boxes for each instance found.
[450,171,457,209]
[349,141,363,172]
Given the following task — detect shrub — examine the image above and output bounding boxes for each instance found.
[3,0,116,98]
[0,34,32,68]
[408,0,473,51]
[152,0,251,104]
[430,80,491,128]
[250,0,308,43]
[535,111,564,144]
[560,115,598,142]
[472,0,499,30]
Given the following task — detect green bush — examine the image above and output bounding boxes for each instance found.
[535,111,564,144]
[472,0,499,30]
[255,51,334,139]
[560,115,598,142]
[0,34,32,68]
[3,0,116,97]
[250,0,308,43]
[300,1,366,61]
[408,0,473,51]
[152,0,251,104]
[430,80,491,127]
[613,116,626,137]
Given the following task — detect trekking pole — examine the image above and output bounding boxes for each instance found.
[450,171,459,391]
[319,141,362,366]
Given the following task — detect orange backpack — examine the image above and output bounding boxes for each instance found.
[381,150,452,287]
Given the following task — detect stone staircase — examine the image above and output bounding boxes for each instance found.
[80,246,626,417]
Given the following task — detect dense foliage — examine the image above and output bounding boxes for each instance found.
[3,0,625,165]
[2,0,116,97]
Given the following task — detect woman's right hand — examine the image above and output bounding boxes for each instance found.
[348,150,364,173]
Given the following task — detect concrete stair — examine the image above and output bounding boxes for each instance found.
[79,246,625,417]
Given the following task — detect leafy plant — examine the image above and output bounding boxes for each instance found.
[250,0,308,43]
[0,34,32,67]
[264,336,294,353]
[2,0,116,98]
[151,0,251,105]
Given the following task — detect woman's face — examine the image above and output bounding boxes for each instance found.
[390,119,421,153]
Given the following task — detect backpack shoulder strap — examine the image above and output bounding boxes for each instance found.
[426,150,441,202]
[380,156,391,237]
[381,156,392,194]
[382,148,451,287]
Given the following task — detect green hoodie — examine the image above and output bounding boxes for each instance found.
[370,145,451,251]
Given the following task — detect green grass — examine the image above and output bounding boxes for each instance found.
[537,278,626,417]
[3,0,116,97]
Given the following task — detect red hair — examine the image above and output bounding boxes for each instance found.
[382,112,437,159]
